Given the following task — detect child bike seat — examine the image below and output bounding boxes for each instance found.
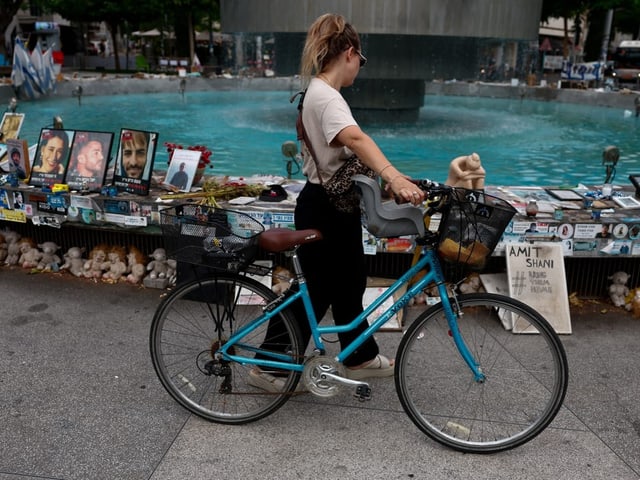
[352,174,426,238]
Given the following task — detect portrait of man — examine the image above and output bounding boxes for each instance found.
[10,149,26,179]
[113,129,157,195]
[169,162,189,189]
[163,147,200,192]
[66,131,113,192]
[5,138,29,180]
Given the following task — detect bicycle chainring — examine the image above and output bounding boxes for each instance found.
[302,356,346,397]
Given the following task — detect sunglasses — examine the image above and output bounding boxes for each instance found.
[356,50,367,68]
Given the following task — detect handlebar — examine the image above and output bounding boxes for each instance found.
[392,178,453,212]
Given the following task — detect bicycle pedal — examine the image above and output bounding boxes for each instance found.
[354,384,372,402]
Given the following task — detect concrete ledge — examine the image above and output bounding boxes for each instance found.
[3,75,639,111]
[424,80,640,109]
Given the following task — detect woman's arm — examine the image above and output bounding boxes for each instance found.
[335,125,424,205]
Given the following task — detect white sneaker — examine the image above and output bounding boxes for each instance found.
[247,368,305,393]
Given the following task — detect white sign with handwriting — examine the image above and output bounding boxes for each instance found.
[506,243,572,334]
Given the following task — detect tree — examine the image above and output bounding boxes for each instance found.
[541,0,640,60]
[39,0,162,70]
[166,0,219,66]
[541,0,590,58]
[0,1,26,61]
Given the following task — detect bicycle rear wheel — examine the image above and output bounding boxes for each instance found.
[150,271,304,424]
[395,292,568,453]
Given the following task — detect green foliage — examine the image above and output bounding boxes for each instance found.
[0,1,26,56]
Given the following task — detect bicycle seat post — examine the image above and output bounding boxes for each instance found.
[289,246,307,285]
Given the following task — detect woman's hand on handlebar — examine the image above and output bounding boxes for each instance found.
[387,175,425,206]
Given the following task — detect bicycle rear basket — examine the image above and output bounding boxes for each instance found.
[437,189,516,269]
[160,204,264,271]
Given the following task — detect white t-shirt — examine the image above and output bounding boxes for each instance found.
[301,78,358,184]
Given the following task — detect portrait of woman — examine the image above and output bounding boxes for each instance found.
[29,129,74,187]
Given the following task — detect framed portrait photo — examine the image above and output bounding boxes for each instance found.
[5,138,30,181]
[0,112,25,141]
[112,128,158,196]
[29,128,75,188]
[65,130,114,192]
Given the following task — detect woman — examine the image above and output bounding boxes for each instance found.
[33,130,69,175]
[249,14,425,391]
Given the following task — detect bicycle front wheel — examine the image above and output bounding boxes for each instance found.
[396,292,568,453]
[150,272,304,424]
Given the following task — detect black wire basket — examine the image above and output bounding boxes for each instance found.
[160,204,265,271]
[437,189,516,270]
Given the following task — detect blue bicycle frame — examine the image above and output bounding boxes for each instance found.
[219,247,485,382]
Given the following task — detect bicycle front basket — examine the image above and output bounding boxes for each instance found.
[160,204,264,271]
[437,189,516,269]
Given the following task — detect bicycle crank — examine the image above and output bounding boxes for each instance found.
[302,356,371,401]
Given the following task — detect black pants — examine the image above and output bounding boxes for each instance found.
[263,182,379,367]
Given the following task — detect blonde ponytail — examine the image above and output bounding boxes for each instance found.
[300,13,360,84]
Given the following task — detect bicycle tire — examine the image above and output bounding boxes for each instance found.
[150,271,304,424]
[395,292,568,453]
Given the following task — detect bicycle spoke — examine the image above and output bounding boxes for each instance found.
[396,293,568,453]
[150,274,303,424]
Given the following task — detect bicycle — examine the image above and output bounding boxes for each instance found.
[149,177,569,454]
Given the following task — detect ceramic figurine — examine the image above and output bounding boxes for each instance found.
[60,247,86,277]
[0,233,7,263]
[445,153,486,190]
[102,245,128,282]
[83,244,110,279]
[37,241,62,271]
[125,246,147,284]
[146,248,174,280]
[608,271,631,310]
[18,238,41,269]
[3,230,22,266]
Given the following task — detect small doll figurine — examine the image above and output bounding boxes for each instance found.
[445,152,486,190]
[146,248,174,280]
[60,246,86,277]
[83,244,110,279]
[37,241,62,271]
[126,246,147,284]
[608,271,631,309]
[0,233,7,263]
[102,245,128,282]
[18,238,41,269]
[4,230,22,266]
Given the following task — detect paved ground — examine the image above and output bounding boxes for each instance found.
[1,267,639,480]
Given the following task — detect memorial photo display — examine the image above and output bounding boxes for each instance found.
[0,112,25,141]
[112,128,158,195]
[65,130,114,192]
[29,128,75,188]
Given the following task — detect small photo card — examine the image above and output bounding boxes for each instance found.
[0,112,25,141]
[163,149,201,192]
[5,138,30,180]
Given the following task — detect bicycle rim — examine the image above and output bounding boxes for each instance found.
[396,292,568,453]
[150,272,303,424]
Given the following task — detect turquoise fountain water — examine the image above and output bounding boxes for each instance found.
[14,90,640,186]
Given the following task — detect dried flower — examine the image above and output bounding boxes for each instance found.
[165,142,213,169]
